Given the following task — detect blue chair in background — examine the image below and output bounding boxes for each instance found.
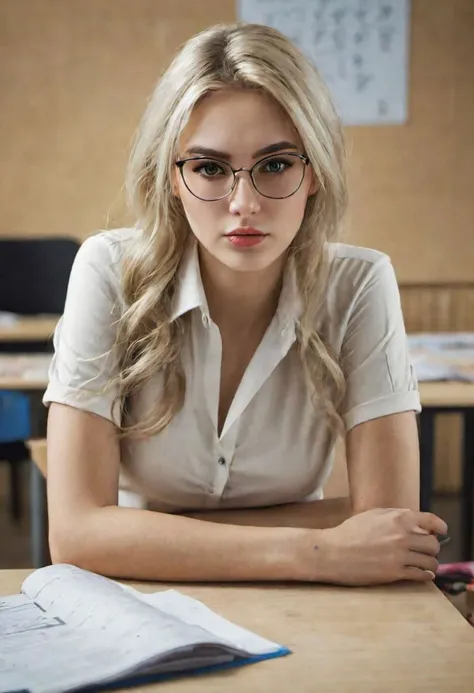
[0,391,31,520]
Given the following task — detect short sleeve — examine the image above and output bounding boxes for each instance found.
[341,256,420,431]
[43,233,124,425]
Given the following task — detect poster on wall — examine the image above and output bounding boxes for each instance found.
[237,0,411,126]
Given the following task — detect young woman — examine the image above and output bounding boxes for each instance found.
[44,22,446,585]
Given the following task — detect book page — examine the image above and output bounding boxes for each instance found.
[22,565,282,655]
[0,627,236,693]
[0,565,242,693]
[127,587,283,655]
[0,565,286,693]
[0,594,64,637]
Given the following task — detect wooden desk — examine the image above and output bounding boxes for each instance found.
[419,381,474,408]
[1,570,473,692]
[0,315,58,342]
[0,354,51,390]
[418,381,474,561]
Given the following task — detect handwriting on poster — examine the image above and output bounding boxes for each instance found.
[238,0,410,125]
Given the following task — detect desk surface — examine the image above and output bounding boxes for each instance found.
[0,315,59,342]
[1,570,473,693]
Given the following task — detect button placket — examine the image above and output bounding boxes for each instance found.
[201,317,222,433]
[212,427,238,497]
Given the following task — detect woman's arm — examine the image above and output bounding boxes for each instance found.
[345,411,420,513]
[184,497,352,529]
[47,403,446,585]
[46,402,320,582]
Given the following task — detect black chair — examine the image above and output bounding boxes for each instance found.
[0,236,80,313]
[0,237,80,523]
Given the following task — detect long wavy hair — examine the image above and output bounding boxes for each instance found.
[115,22,348,438]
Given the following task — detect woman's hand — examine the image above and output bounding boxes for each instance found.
[297,508,448,586]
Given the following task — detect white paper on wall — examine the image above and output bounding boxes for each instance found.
[237,0,410,125]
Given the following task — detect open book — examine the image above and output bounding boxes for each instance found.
[0,564,289,693]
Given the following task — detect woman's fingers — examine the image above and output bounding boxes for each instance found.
[402,566,436,582]
[408,533,440,556]
[414,512,448,536]
[406,550,438,575]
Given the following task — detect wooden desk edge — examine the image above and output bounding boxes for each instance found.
[419,381,474,408]
[0,378,49,390]
[0,316,59,342]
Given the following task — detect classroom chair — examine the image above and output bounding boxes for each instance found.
[0,237,80,317]
[0,391,31,520]
[0,236,80,529]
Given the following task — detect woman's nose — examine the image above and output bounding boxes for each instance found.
[228,173,261,216]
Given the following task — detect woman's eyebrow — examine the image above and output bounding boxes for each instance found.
[184,146,231,159]
[253,141,299,157]
[184,140,299,161]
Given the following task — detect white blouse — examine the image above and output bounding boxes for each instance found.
[43,228,420,512]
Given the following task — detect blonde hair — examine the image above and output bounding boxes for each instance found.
[115,22,347,437]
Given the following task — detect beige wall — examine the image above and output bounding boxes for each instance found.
[1,0,473,283]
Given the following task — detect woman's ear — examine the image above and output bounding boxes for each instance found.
[308,170,320,197]
[172,167,181,197]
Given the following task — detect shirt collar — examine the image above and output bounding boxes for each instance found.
[170,241,210,322]
[276,256,303,329]
[170,241,302,327]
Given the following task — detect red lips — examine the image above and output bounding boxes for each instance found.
[226,227,266,237]
[225,227,267,248]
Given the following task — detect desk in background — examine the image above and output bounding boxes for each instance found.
[1,570,473,692]
[0,314,59,354]
[418,381,474,562]
[0,315,59,343]
[0,353,51,390]
[409,333,474,559]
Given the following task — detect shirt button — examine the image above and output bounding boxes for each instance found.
[218,457,226,466]
[202,314,210,327]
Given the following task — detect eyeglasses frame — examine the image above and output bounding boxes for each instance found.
[175,152,310,201]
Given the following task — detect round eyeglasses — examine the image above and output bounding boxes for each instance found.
[175,152,310,201]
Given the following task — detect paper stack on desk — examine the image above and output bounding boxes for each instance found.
[408,333,474,382]
[0,354,52,381]
[0,564,289,693]
[0,311,20,327]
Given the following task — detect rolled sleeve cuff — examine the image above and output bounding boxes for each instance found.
[343,390,421,431]
[43,383,120,426]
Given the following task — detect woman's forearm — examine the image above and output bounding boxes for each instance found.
[50,505,324,583]
[184,497,352,529]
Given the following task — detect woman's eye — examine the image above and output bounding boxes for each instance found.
[262,158,291,173]
[194,162,223,176]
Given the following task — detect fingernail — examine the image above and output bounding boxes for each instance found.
[424,570,436,579]
[437,533,451,546]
